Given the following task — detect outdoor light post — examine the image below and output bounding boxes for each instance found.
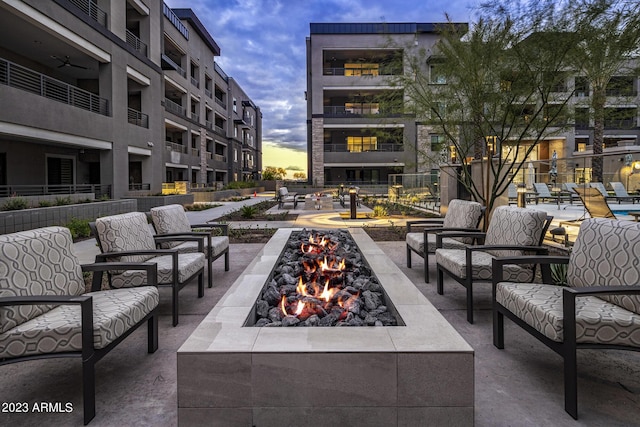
[349,188,357,219]
[517,183,527,208]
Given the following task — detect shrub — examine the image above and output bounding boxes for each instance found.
[54,196,72,206]
[38,200,53,207]
[370,205,388,218]
[240,205,258,219]
[224,181,256,190]
[66,217,91,240]
[2,197,28,211]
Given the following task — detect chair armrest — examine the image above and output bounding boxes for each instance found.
[492,255,569,286]
[153,234,205,252]
[0,294,91,307]
[406,219,444,232]
[436,231,486,248]
[468,244,548,254]
[82,262,158,291]
[193,223,229,236]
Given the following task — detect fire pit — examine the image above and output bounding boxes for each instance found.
[178,228,474,426]
[249,229,400,327]
[303,193,333,210]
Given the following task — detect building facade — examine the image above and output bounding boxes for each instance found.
[0,0,261,200]
[306,23,450,187]
[306,22,640,192]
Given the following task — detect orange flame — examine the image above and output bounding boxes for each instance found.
[296,276,308,296]
[280,295,287,316]
[294,300,305,316]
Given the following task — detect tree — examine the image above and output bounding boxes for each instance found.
[386,1,576,219]
[293,172,307,180]
[560,0,640,182]
[262,166,287,180]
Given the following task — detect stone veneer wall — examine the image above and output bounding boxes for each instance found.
[0,199,137,234]
[129,194,194,212]
[311,117,324,187]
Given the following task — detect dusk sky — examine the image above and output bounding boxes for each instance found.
[164,0,480,177]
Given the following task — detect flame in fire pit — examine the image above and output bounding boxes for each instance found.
[256,230,398,327]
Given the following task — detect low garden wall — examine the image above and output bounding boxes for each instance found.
[0,199,137,234]
[129,194,194,212]
[192,187,265,203]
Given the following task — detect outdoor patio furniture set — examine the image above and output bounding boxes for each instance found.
[0,205,228,424]
[405,199,640,419]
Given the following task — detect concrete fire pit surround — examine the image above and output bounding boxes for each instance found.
[177,228,474,426]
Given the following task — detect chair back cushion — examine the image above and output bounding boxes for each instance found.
[95,212,156,263]
[0,227,84,333]
[485,206,547,257]
[568,218,640,314]
[150,204,191,248]
[279,187,289,197]
[442,199,484,244]
[533,183,551,197]
[609,181,629,197]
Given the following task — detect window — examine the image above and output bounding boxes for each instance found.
[233,97,237,112]
[347,136,377,152]
[430,65,446,84]
[345,102,379,115]
[430,135,444,152]
[575,77,589,97]
[344,63,379,76]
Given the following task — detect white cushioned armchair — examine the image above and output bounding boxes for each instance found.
[493,218,640,420]
[435,206,552,323]
[149,204,229,289]
[0,226,160,425]
[91,212,205,327]
[406,199,484,283]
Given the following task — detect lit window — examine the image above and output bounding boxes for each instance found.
[344,63,379,76]
[347,136,378,152]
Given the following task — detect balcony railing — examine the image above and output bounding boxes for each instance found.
[215,97,226,109]
[164,98,186,116]
[163,3,189,40]
[214,125,225,135]
[160,54,186,78]
[126,29,147,56]
[323,66,401,76]
[0,57,109,116]
[605,88,638,97]
[204,151,213,159]
[128,183,151,191]
[0,184,111,198]
[127,108,149,128]
[214,154,226,162]
[69,0,107,27]
[604,118,637,129]
[204,88,212,98]
[205,120,213,130]
[190,148,200,157]
[190,76,199,88]
[323,105,403,117]
[190,112,200,122]
[165,141,188,154]
[323,143,405,152]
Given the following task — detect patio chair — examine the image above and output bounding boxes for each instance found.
[435,206,552,323]
[277,186,299,209]
[0,226,160,425]
[149,204,229,289]
[492,218,640,419]
[609,181,640,204]
[507,183,517,205]
[589,182,618,203]
[91,212,205,326]
[406,199,484,283]
[562,183,583,204]
[533,183,571,204]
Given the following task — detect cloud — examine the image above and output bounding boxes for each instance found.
[164,0,478,157]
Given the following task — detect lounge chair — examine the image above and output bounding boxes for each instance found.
[589,182,618,203]
[492,218,640,419]
[533,183,571,204]
[149,204,230,289]
[91,212,206,326]
[0,226,160,424]
[406,199,484,283]
[575,186,616,219]
[609,181,640,204]
[435,206,552,323]
[507,183,517,205]
[562,183,584,204]
[277,187,299,209]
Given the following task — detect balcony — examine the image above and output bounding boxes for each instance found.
[164,98,186,116]
[161,54,186,78]
[190,148,200,157]
[163,3,189,40]
[205,120,213,130]
[215,97,226,109]
[0,57,109,116]
[190,112,200,123]
[128,108,149,128]
[322,65,401,76]
[126,30,148,56]
[214,154,226,162]
[68,0,107,27]
[205,88,212,98]
[605,88,638,97]
[204,151,213,159]
[604,118,637,129]
[323,143,404,152]
[166,141,188,154]
[323,105,403,118]
[190,76,200,88]
[214,125,225,135]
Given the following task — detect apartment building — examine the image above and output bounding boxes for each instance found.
[306,22,640,191]
[306,23,452,187]
[0,0,261,199]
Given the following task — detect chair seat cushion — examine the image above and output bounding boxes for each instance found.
[111,253,205,288]
[406,232,466,255]
[173,236,229,258]
[0,286,159,359]
[436,249,533,281]
[496,282,640,347]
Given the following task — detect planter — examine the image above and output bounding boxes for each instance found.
[128,194,194,212]
[0,199,137,234]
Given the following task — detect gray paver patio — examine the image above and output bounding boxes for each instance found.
[3,196,639,425]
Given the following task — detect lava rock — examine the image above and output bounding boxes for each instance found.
[255,318,271,327]
[256,300,270,318]
[282,315,300,327]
